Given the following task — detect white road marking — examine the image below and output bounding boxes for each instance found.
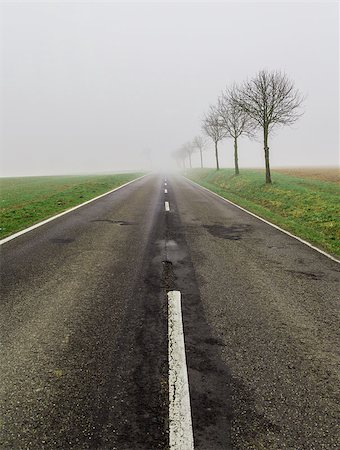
[185,177,339,263]
[168,291,194,450]
[165,182,167,186]
[165,189,168,194]
[165,201,170,211]
[0,175,148,246]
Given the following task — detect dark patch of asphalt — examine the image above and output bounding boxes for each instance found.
[163,186,233,450]
[1,173,339,449]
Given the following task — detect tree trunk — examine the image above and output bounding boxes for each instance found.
[200,149,203,168]
[189,153,192,169]
[234,137,239,175]
[215,141,220,170]
[264,127,271,183]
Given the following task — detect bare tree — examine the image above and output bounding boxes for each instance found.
[233,69,303,183]
[217,86,253,175]
[202,107,228,170]
[182,142,195,169]
[192,135,208,169]
[172,148,186,169]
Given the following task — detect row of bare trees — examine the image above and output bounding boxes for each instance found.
[175,70,304,183]
[173,137,208,171]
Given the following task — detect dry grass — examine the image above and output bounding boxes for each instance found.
[272,167,339,183]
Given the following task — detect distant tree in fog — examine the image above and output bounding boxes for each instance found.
[182,142,195,169]
[192,135,208,169]
[216,86,254,175]
[202,107,228,170]
[173,148,186,169]
[232,70,304,183]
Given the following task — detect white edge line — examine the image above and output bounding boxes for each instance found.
[0,174,149,245]
[165,201,170,211]
[168,290,194,450]
[184,176,339,264]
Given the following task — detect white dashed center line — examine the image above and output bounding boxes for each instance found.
[164,178,193,446]
[168,290,194,449]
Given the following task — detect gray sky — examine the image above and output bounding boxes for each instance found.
[1,1,339,176]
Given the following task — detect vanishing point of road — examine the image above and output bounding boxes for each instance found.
[1,174,339,449]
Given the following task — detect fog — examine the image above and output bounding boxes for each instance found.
[1,1,338,176]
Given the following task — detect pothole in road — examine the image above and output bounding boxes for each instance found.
[204,224,252,240]
[91,219,135,225]
[287,269,325,280]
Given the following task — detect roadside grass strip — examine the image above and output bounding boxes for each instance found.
[0,174,146,245]
[185,169,340,260]
[186,177,339,263]
[168,291,194,450]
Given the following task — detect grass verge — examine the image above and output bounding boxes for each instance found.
[186,168,340,258]
[0,173,144,239]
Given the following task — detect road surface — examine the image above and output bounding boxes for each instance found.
[1,174,339,449]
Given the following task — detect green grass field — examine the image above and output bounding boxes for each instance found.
[186,168,340,257]
[0,173,143,239]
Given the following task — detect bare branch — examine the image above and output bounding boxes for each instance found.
[192,135,208,169]
[202,105,228,143]
[232,69,304,183]
[192,135,208,152]
[202,106,227,170]
[233,69,304,133]
[217,85,255,139]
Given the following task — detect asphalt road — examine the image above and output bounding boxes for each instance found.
[1,174,339,449]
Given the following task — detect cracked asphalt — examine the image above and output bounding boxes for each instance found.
[1,174,339,449]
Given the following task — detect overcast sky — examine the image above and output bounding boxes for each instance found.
[0,1,339,176]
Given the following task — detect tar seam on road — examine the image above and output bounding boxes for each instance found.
[185,177,339,263]
[168,291,195,450]
[0,174,149,246]
[165,201,170,212]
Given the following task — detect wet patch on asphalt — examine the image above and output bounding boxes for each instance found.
[95,196,169,449]
[162,260,176,291]
[287,269,325,280]
[166,193,233,449]
[204,337,225,346]
[43,191,169,449]
[267,244,286,250]
[204,224,252,240]
[90,219,135,225]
